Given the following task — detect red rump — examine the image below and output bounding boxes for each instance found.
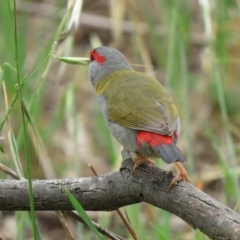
[137,130,173,147]
[90,50,106,65]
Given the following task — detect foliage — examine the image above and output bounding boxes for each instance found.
[0,0,239,239]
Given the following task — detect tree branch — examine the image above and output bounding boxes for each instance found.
[0,152,240,239]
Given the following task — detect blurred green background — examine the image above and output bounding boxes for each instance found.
[0,0,240,239]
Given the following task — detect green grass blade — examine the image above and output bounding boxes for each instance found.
[0,63,18,131]
[0,144,5,154]
[8,127,24,178]
[16,212,42,240]
[179,38,194,176]
[205,124,239,203]
[213,66,240,198]
[56,56,90,65]
[12,1,38,238]
[22,99,38,139]
[61,185,104,240]
[0,67,2,84]
[151,211,171,240]
[165,1,178,88]
[0,94,18,131]
[0,52,51,132]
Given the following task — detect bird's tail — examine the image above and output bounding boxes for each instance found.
[153,143,187,164]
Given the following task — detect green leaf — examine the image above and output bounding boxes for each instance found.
[2,62,16,72]
[60,184,104,240]
[0,144,5,154]
[56,56,90,65]
[22,99,35,128]
[0,67,3,83]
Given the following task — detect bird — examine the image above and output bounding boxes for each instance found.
[89,46,191,187]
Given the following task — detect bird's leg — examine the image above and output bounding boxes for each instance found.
[130,152,156,174]
[169,162,192,189]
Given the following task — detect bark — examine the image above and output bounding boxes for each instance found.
[0,153,240,240]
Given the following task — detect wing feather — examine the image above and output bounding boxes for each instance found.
[99,70,178,135]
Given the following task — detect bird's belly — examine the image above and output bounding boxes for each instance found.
[107,121,138,151]
[96,95,160,158]
[107,121,159,158]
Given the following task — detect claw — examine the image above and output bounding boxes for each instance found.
[132,158,145,174]
[168,162,192,190]
[169,175,183,189]
[130,152,156,174]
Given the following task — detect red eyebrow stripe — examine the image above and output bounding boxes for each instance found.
[91,50,106,65]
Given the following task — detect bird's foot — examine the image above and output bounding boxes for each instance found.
[169,175,183,189]
[168,162,192,190]
[132,156,156,175]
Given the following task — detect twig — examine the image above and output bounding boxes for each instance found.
[0,163,20,180]
[16,0,205,44]
[0,233,6,240]
[0,163,125,240]
[0,158,240,239]
[88,164,139,240]
[63,211,126,240]
[55,211,75,240]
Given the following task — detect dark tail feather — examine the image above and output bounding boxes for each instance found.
[153,143,187,164]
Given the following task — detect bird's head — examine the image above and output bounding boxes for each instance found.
[89,46,132,86]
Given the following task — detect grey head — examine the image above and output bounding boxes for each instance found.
[89,46,132,86]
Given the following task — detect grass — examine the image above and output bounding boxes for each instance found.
[13,1,38,238]
[0,0,239,239]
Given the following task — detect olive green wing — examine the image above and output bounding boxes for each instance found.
[103,70,179,135]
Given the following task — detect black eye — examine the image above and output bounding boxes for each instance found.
[90,54,95,62]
